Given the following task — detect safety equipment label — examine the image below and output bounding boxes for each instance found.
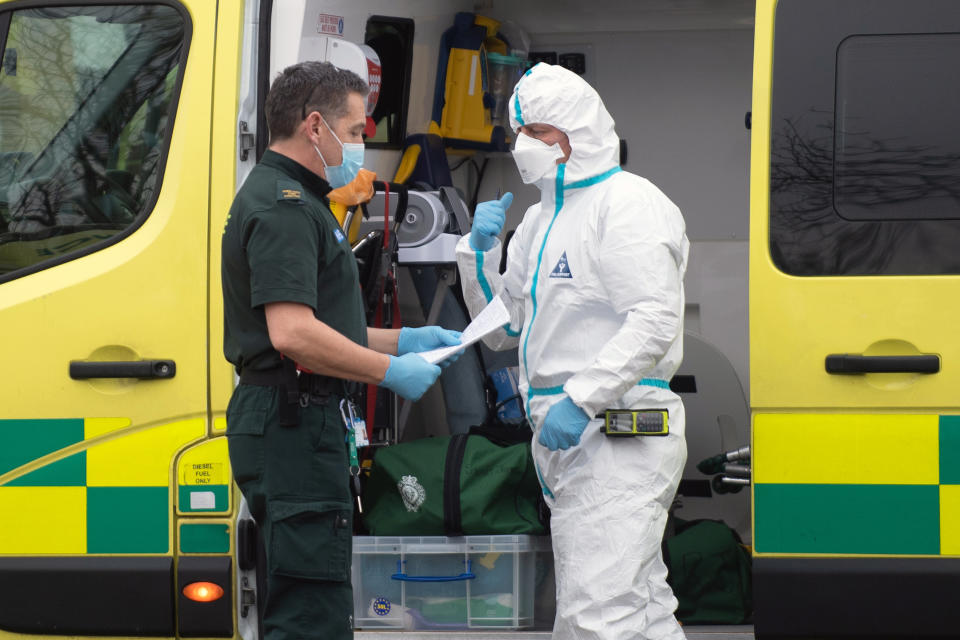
[549,251,573,278]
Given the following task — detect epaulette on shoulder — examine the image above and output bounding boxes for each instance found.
[276,180,305,204]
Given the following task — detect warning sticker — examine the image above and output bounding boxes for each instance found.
[181,462,224,486]
[317,13,344,36]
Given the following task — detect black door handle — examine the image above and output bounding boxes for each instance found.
[70,360,176,379]
[825,354,940,374]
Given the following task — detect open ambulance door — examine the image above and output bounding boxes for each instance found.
[750,0,960,637]
[0,1,250,637]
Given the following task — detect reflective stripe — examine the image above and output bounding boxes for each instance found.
[474,250,494,302]
[504,324,521,337]
[522,163,567,420]
[564,166,622,190]
[639,378,671,389]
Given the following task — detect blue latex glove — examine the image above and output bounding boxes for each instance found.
[538,397,591,451]
[380,353,442,401]
[397,326,464,368]
[469,192,513,251]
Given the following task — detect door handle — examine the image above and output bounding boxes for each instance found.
[69,360,176,379]
[825,354,940,374]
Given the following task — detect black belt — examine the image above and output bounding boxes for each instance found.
[239,362,344,426]
[239,367,342,396]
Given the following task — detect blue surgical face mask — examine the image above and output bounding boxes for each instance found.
[314,114,364,188]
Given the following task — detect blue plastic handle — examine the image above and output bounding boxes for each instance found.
[390,559,476,582]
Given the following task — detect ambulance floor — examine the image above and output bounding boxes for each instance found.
[357,626,755,639]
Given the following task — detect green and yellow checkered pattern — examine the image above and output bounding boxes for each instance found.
[0,418,204,554]
[754,414,960,555]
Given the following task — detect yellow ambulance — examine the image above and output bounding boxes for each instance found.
[0,1,249,636]
[2,0,958,638]
[750,0,960,637]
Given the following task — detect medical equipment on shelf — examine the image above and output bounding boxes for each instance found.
[360,186,471,265]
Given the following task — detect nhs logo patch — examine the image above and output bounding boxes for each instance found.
[549,251,573,278]
[334,228,346,243]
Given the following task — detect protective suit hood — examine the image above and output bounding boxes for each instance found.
[509,63,620,185]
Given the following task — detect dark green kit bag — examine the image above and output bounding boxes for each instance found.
[363,433,547,536]
[663,519,753,624]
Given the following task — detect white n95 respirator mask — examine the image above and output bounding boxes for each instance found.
[511,133,565,184]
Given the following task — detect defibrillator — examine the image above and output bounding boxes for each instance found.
[602,409,669,437]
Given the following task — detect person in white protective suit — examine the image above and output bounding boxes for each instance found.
[455,63,689,640]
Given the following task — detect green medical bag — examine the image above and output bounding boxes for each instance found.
[664,519,753,624]
[363,433,547,536]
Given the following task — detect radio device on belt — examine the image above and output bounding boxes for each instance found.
[602,409,669,437]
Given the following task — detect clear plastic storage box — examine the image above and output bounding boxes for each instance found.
[352,535,551,631]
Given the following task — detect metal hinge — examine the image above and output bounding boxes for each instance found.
[239,121,255,161]
[240,576,257,618]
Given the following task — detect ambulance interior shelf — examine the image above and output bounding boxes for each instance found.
[357,186,473,441]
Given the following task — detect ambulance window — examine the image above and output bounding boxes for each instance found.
[769,0,960,276]
[363,16,413,149]
[835,34,960,222]
[0,5,186,283]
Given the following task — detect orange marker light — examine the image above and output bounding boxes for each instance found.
[182,582,224,602]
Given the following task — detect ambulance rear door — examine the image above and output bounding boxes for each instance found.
[0,1,234,636]
[750,0,960,637]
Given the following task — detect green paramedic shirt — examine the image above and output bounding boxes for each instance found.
[221,149,367,373]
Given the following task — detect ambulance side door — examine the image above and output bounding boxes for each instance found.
[750,0,960,637]
[0,1,218,635]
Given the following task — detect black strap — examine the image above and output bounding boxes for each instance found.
[277,358,300,427]
[443,433,470,536]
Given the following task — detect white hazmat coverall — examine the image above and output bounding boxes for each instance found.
[455,63,689,640]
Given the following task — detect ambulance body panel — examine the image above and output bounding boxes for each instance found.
[750,0,960,637]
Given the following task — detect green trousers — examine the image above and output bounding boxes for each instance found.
[226,384,354,640]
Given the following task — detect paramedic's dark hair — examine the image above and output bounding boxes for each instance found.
[265,61,368,142]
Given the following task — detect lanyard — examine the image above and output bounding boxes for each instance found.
[340,398,366,512]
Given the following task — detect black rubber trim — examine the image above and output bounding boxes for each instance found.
[443,433,469,536]
[178,555,233,638]
[825,354,940,374]
[0,556,173,635]
[754,556,960,638]
[255,0,272,160]
[70,359,176,379]
[237,518,258,571]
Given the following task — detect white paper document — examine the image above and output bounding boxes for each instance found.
[418,296,510,365]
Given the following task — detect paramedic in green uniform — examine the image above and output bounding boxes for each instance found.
[221,62,461,640]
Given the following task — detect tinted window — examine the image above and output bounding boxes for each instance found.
[835,34,960,222]
[0,5,186,281]
[770,0,960,276]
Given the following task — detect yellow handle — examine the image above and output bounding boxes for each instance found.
[394,144,421,184]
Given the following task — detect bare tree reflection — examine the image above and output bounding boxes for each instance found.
[769,109,960,276]
[0,6,183,274]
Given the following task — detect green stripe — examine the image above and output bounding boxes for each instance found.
[87,487,169,553]
[178,484,230,512]
[180,524,230,553]
[940,415,960,484]
[755,484,940,555]
[0,419,85,486]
